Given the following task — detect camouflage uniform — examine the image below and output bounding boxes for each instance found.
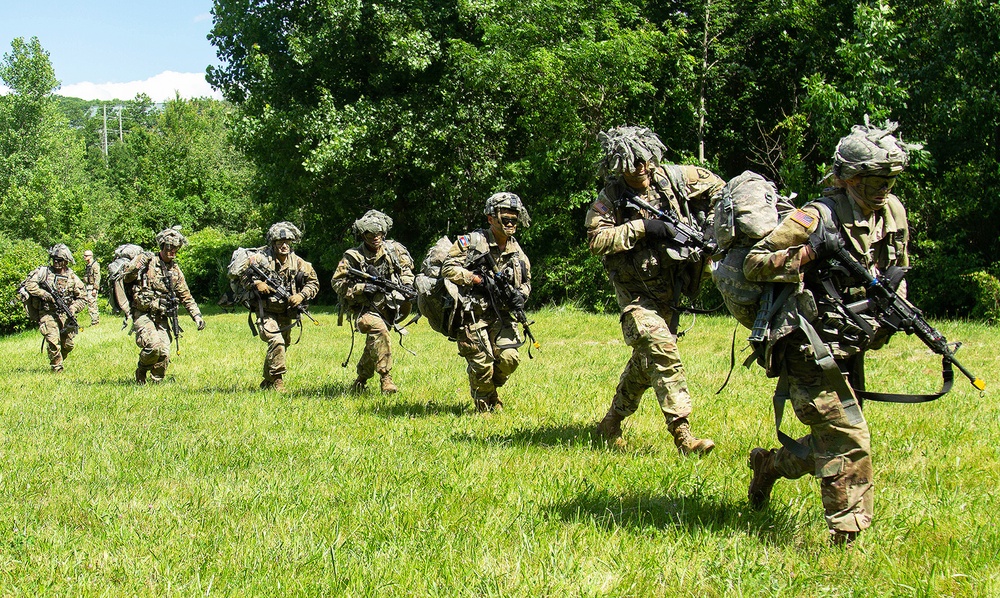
[24,246,87,371]
[123,228,204,383]
[743,119,914,542]
[244,223,320,390]
[585,127,723,453]
[442,193,532,411]
[332,210,415,393]
[83,252,101,325]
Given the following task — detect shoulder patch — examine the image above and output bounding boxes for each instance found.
[789,210,816,228]
[593,200,610,215]
[695,167,714,180]
[457,235,471,249]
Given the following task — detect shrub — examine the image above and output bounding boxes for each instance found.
[962,270,1000,324]
[176,227,262,302]
[0,235,48,334]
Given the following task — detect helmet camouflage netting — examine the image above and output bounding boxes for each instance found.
[266,221,302,244]
[832,116,922,180]
[596,126,668,179]
[155,225,188,248]
[352,210,393,236]
[48,244,75,264]
[483,192,530,228]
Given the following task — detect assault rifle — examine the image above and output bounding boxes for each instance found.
[162,271,183,354]
[619,188,717,255]
[346,266,418,302]
[39,277,79,335]
[472,253,540,358]
[833,246,985,396]
[247,261,319,326]
[339,265,417,367]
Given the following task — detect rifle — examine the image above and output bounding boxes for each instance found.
[247,261,319,326]
[619,188,717,255]
[162,271,183,355]
[832,246,985,395]
[340,265,418,366]
[472,253,540,357]
[38,276,79,335]
[346,266,418,302]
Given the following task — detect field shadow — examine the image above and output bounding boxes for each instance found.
[547,487,797,545]
[363,399,467,418]
[454,422,595,448]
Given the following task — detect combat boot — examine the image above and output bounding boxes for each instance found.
[596,408,627,450]
[747,448,780,509]
[135,367,148,385]
[380,373,398,395]
[351,376,369,393]
[669,419,715,456]
[272,377,286,393]
[830,530,859,546]
[486,390,502,412]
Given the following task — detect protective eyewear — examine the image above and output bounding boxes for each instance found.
[859,176,896,194]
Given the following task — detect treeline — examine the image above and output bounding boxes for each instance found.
[3,0,999,332]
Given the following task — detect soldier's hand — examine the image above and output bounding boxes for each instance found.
[363,284,380,297]
[642,219,677,240]
[807,226,845,261]
[471,274,483,285]
[40,291,54,303]
[195,316,206,331]
[135,252,152,269]
[288,293,304,307]
[254,280,273,295]
[511,290,527,312]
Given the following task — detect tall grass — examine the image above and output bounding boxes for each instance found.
[1,306,997,595]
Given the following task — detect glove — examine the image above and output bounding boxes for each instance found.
[510,290,527,312]
[363,284,380,297]
[195,316,206,331]
[40,291,55,303]
[254,280,273,294]
[135,252,152,269]
[642,219,677,240]
[808,226,845,260]
[288,293,304,307]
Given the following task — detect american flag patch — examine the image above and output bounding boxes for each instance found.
[789,210,816,228]
[457,235,470,249]
[594,201,610,215]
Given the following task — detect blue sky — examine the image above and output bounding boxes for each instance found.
[1,0,222,101]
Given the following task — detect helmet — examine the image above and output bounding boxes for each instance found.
[155,225,188,248]
[266,221,302,244]
[351,210,393,237]
[832,117,920,180]
[483,192,530,228]
[596,126,668,179]
[48,244,75,264]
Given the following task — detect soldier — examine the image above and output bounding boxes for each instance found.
[586,126,723,455]
[332,210,415,394]
[23,244,87,372]
[243,221,320,392]
[82,249,101,325]
[742,119,915,545]
[123,226,206,384]
[441,192,532,413]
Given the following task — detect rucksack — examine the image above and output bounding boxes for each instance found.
[16,267,44,323]
[107,244,144,316]
[711,171,796,329]
[415,236,467,339]
[219,247,265,310]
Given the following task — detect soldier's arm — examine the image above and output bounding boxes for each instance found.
[123,252,153,282]
[518,252,532,298]
[69,274,88,314]
[94,262,101,289]
[23,268,49,299]
[441,238,478,286]
[298,259,320,301]
[585,193,646,256]
[175,271,203,319]
[332,252,367,304]
[744,207,820,283]
[396,244,416,287]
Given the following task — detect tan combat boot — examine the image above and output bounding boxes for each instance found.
[272,377,286,393]
[669,419,715,456]
[351,376,368,393]
[748,447,780,509]
[135,367,148,385]
[830,530,859,546]
[380,373,398,395]
[596,408,627,450]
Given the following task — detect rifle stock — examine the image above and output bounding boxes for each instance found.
[620,191,717,255]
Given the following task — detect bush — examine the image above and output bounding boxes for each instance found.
[963,270,1000,324]
[177,227,262,303]
[0,235,48,334]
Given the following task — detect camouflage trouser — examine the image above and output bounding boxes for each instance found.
[260,313,297,382]
[610,303,692,426]
[356,312,392,380]
[133,313,171,381]
[38,313,76,371]
[770,334,873,534]
[85,286,99,324]
[456,318,520,402]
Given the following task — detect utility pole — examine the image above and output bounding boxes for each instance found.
[102,105,108,156]
[118,107,123,142]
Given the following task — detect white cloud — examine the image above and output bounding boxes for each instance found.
[58,71,223,102]
[194,13,213,23]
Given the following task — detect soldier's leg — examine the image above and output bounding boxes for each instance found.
[87,289,100,325]
[491,320,521,389]
[38,314,63,371]
[259,314,288,384]
[60,324,77,361]
[356,313,392,380]
[457,321,495,410]
[134,315,170,382]
[776,343,873,536]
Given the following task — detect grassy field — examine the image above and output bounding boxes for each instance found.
[0,305,997,596]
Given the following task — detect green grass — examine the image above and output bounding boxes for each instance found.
[1,306,998,596]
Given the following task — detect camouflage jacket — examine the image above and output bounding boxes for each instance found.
[242,248,319,315]
[744,189,909,365]
[23,266,87,317]
[585,164,724,310]
[333,240,415,321]
[441,228,531,321]
[123,252,202,321]
[84,260,101,290]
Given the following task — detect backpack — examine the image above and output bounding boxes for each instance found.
[415,236,467,339]
[221,246,265,310]
[710,171,796,329]
[107,244,144,316]
[16,268,44,323]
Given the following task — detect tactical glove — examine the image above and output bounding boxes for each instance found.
[288,293,304,307]
[807,226,846,260]
[363,284,380,297]
[40,291,55,303]
[254,280,273,294]
[195,315,206,331]
[510,290,527,312]
[642,219,677,240]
